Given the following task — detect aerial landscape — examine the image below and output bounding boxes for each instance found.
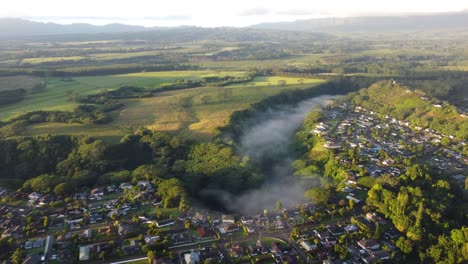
[0,1,467,263]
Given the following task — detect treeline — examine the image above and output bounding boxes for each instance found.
[0,64,198,77]
[0,106,111,138]
[0,89,27,106]
[1,129,262,208]
[218,77,377,143]
[78,74,256,104]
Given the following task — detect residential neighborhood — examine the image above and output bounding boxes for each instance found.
[0,100,465,264]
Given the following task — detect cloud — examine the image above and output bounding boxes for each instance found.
[239,7,271,16]
[276,10,331,17]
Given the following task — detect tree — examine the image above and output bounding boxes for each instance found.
[147,251,156,264]
[276,201,283,211]
[277,80,287,86]
[11,248,24,264]
[374,222,381,240]
[396,237,413,254]
[305,187,330,206]
[43,216,49,228]
[53,181,75,196]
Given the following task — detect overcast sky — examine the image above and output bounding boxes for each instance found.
[2,0,468,27]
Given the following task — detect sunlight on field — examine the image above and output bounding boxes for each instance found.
[0,70,248,121]
[21,56,85,64]
[19,82,320,140]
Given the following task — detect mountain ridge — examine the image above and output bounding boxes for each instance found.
[1,11,468,37]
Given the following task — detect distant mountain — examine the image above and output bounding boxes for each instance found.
[2,12,467,38]
[251,12,468,32]
[0,18,158,37]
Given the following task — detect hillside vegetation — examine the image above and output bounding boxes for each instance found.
[350,81,468,141]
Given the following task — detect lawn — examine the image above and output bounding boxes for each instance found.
[140,205,181,218]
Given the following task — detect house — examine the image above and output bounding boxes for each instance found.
[326,225,345,236]
[106,185,117,193]
[245,225,255,233]
[120,182,132,190]
[156,219,175,228]
[67,215,84,225]
[313,229,330,240]
[346,195,361,203]
[384,228,400,240]
[372,250,391,260]
[38,194,54,206]
[184,251,200,264]
[24,238,44,249]
[89,212,103,224]
[79,246,90,261]
[222,214,235,224]
[197,226,214,239]
[200,248,222,261]
[344,224,358,233]
[144,235,160,245]
[137,181,152,189]
[300,240,317,252]
[28,192,42,201]
[274,218,286,229]
[270,242,282,256]
[90,188,104,196]
[358,239,380,251]
[74,193,87,200]
[118,223,135,236]
[362,255,379,264]
[81,229,92,239]
[347,245,362,260]
[241,216,254,224]
[224,223,239,233]
[230,242,245,258]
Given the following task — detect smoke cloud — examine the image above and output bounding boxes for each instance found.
[221,95,338,215]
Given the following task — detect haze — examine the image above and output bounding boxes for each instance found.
[2,0,468,27]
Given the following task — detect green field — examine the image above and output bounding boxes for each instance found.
[0,69,323,140]
[0,70,248,121]
[228,76,323,87]
[0,75,43,91]
[19,80,323,140]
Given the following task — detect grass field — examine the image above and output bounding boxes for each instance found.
[0,70,247,121]
[19,80,323,140]
[0,69,323,140]
[228,76,323,87]
[0,75,43,91]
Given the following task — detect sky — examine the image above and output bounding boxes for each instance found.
[1,0,468,27]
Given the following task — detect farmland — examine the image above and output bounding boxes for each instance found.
[18,78,323,141]
[0,70,249,121]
